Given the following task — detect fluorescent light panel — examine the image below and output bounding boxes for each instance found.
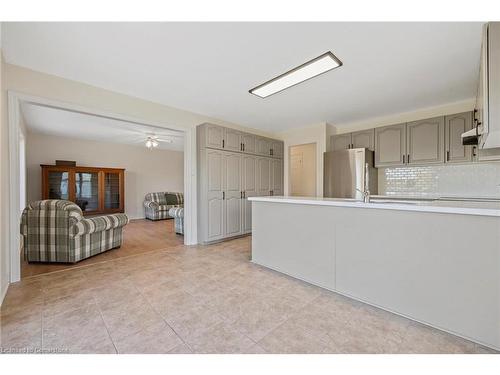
[249,52,342,98]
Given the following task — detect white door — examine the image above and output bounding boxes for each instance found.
[206,149,224,240]
[242,155,257,233]
[224,152,242,237]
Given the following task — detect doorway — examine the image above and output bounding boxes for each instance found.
[289,143,317,197]
[8,91,196,283]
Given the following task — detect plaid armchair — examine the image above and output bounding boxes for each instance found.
[144,192,183,221]
[168,207,184,235]
[20,200,129,263]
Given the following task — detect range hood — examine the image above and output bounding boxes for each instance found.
[461,126,481,146]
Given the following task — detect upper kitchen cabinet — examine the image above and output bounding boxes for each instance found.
[406,117,445,165]
[375,123,406,167]
[331,133,352,151]
[271,140,284,158]
[241,133,256,154]
[256,137,272,156]
[199,124,225,149]
[224,128,243,152]
[445,112,473,163]
[352,129,375,151]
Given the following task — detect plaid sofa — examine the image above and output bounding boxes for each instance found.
[168,207,184,235]
[144,192,184,221]
[20,200,129,263]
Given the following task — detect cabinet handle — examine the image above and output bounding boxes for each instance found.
[446,150,450,161]
[222,139,225,148]
[403,154,405,164]
[222,191,225,200]
[472,146,477,158]
[244,191,246,198]
[407,154,410,163]
[243,143,245,152]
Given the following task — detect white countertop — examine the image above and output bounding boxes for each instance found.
[248,196,500,217]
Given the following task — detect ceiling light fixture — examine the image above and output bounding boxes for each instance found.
[145,136,159,149]
[249,51,343,98]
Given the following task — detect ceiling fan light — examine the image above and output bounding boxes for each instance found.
[152,140,159,147]
[145,139,153,148]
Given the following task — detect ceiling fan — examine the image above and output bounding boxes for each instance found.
[145,134,174,149]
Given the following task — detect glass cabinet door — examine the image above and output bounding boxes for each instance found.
[47,170,69,200]
[75,171,99,212]
[104,172,121,210]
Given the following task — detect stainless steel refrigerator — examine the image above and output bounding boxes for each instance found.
[323,148,378,199]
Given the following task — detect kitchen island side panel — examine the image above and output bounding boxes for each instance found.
[251,202,336,290]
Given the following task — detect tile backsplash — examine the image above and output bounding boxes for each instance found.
[378,162,500,198]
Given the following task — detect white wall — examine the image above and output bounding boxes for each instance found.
[277,123,328,197]
[289,143,317,197]
[26,133,184,219]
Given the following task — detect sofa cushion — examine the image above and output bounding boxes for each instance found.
[165,192,184,206]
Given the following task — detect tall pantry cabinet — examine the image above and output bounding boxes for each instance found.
[197,123,284,243]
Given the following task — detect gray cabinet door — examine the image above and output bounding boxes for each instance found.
[375,123,406,167]
[223,152,242,237]
[271,140,284,158]
[242,155,257,234]
[271,158,283,195]
[206,149,224,241]
[224,128,242,152]
[445,112,473,163]
[205,124,224,149]
[331,134,352,151]
[257,137,272,156]
[407,116,445,165]
[242,133,256,154]
[352,129,375,151]
[257,157,271,196]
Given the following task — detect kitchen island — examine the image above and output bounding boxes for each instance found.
[249,196,500,351]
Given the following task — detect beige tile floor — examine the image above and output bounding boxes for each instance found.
[1,235,498,354]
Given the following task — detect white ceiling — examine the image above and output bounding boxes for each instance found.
[21,102,184,151]
[3,22,483,132]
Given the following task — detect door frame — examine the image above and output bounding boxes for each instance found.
[7,90,198,283]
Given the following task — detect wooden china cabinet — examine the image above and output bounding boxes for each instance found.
[41,164,125,215]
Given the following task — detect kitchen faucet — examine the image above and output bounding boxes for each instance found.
[356,162,371,203]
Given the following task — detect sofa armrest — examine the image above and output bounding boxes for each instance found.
[144,200,159,209]
[71,213,129,237]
